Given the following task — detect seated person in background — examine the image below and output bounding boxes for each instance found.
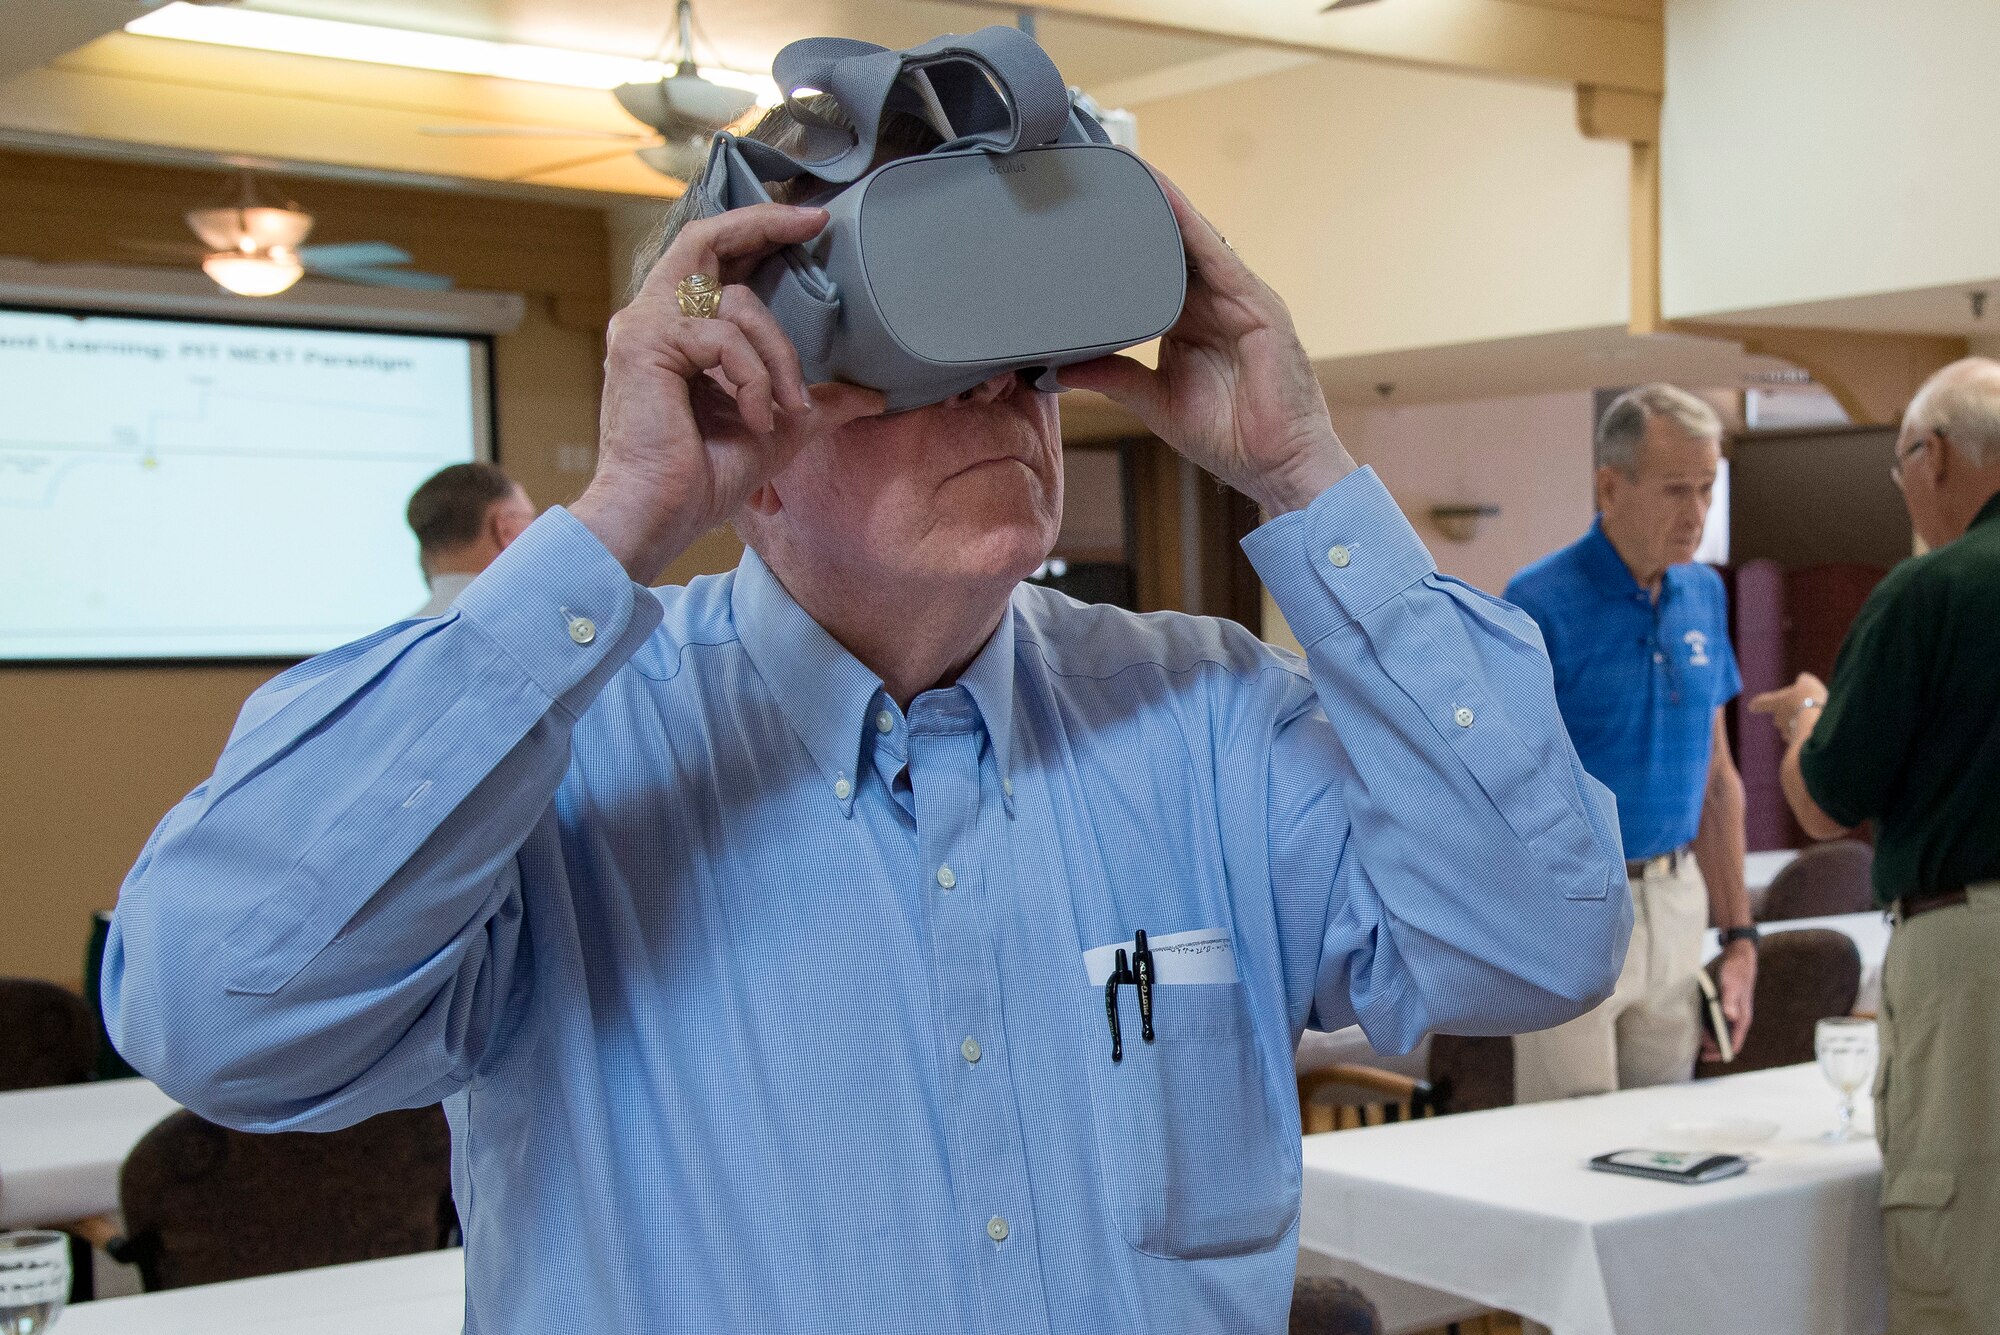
[404,461,535,616]
[1752,357,2000,1335]
[102,103,1630,1335]
[1504,385,1757,1103]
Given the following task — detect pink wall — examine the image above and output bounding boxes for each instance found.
[1265,389,1596,648]
[1335,389,1597,595]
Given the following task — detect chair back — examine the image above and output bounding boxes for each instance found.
[117,1106,454,1290]
[83,910,139,1081]
[1426,1035,1514,1115]
[1696,927,1861,1078]
[1759,841,1874,921]
[1297,1063,1437,1133]
[0,978,99,1091]
[1290,1275,1384,1334]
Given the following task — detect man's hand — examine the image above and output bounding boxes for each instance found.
[1749,673,1829,744]
[1058,170,1355,517]
[1702,942,1757,1061]
[572,203,885,582]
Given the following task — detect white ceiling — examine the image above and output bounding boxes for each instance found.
[233,0,1244,93]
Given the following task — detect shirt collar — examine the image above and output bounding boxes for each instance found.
[1579,517,1689,605]
[730,546,1016,815]
[1972,491,2000,534]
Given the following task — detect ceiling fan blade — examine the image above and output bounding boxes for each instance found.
[296,241,411,268]
[313,266,455,291]
[119,238,208,259]
[508,145,652,182]
[614,75,754,134]
[420,125,649,141]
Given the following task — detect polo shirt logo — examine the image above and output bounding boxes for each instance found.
[1683,629,1711,667]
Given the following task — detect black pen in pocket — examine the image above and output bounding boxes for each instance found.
[1131,929,1155,1043]
[1105,947,1132,1062]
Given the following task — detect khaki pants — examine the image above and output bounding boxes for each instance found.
[1876,883,2000,1335]
[1513,855,1707,1104]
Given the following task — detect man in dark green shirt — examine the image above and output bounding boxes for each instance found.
[1752,357,2000,1335]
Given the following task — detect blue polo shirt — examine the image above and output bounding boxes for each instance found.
[1505,520,1740,861]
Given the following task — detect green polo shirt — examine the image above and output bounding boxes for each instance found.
[1800,492,2000,906]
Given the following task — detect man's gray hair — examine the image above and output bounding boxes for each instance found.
[1903,357,2000,468]
[1595,384,1724,474]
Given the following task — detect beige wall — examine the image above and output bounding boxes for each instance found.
[1133,55,1631,361]
[0,149,639,985]
[1264,390,1596,647]
[1662,0,2000,320]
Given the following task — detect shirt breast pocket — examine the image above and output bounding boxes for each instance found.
[1078,981,1299,1260]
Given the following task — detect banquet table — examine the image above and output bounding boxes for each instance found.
[54,1249,465,1334]
[0,1078,180,1227]
[1300,1063,1886,1335]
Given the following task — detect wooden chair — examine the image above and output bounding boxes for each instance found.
[0,977,98,1092]
[1696,928,1861,1078]
[1758,841,1874,921]
[1297,1063,1439,1133]
[100,1106,456,1291]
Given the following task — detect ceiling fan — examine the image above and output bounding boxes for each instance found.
[122,172,452,297]
[419,0,762,184]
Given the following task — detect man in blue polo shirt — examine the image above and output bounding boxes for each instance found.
[1504,384,1757,1102]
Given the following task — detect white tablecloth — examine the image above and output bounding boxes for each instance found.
[0,1079,180,1227]
[1301,1063,1886,1335]
[55,1249,465,1334]
[1703,910,1890,1015]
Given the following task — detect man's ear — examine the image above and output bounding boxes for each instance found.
[1925,432,1951,487]
[745,482,783,517]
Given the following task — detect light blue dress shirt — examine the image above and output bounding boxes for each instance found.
[105,466,1629,1334]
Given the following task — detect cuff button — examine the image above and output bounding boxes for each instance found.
[1327,545,1351,568]
[567,616,597,645]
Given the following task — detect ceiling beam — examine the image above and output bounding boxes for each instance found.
[963,0,1662,94]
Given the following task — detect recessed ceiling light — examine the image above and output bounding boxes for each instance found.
[126,2,780,102]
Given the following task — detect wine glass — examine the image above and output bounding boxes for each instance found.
[1815,1017,1879,1144]
[0,1230,69,1334]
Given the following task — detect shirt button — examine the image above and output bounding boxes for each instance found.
[1327,544,1351,568]
[875,710,895,734]
[833,778,852,801]
[961,1036,982,1064]
[1453,706,1476,728]
[1654,652,1665,664]
[936,864,957,891]
[987,1216,1009,1243]
[1001,777,1013,798]
[567,616,596,645]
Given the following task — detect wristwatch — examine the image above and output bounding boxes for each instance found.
[1721,925,1760,949]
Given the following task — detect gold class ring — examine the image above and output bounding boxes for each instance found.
[676,272,723,319]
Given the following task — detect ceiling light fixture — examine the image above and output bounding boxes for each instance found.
[126,2,780,103]
[201,249,305,297]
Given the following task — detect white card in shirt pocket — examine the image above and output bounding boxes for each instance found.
[1083,928,1237,986]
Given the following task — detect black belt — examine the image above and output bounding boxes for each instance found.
[1898,888,1969,921]
[1625,846,1690,880]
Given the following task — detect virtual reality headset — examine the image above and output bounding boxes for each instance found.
[691,27,1186,413]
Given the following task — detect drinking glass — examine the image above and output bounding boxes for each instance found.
[1815,1016,1879,1143]
[0,1231,68,1334]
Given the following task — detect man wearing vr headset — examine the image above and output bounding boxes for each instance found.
[105,33,1630,1335]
